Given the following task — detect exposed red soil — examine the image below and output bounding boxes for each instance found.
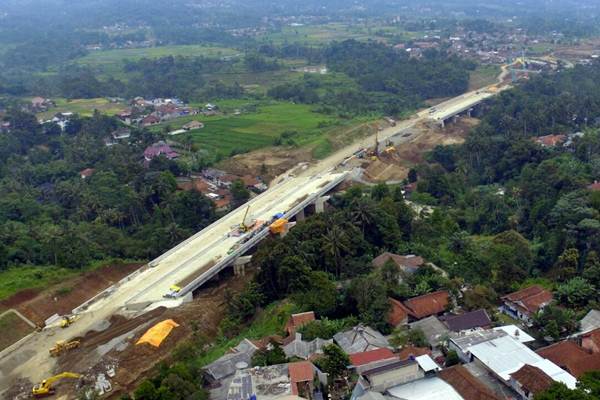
[0,263,143,326]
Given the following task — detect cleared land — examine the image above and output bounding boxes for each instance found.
[36,97,127,120]
[0,311,34,351]
[77,45,239,66]
[469,65,501,90]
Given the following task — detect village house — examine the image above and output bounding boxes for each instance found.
[588,181,600,192]
[143,141,179,162]
[402,290,450,320]
[282,332,332,360]
[532,134,567,148]
[580,309,600,334]
[141,114,160,127]
[409,316,449,350]
[204,339,259,384]
[80,168,95,179]
[443,309,492,333]
[467,335,577,393]
[371,253,425,276]
[509,364,554,400]
[333,325,390,354]
[500,285,553,325]
[30,96,54,112]
[537,340,600,378]
[183,120,205,130]
[349,348,398,373]
[111,127,131,141]
[582,328,600,353]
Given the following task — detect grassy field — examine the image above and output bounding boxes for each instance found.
[0,311,34,351]
[36,97,127,120]
[468,64,501,90]
[0,266,78,302]
[77,45,240,67]
[258,22,421,46]
[156,100,344,158]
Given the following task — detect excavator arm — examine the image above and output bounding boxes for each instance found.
[33,372,81,397]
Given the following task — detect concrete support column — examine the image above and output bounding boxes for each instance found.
[315,195,330,213]
[296,208,305,221]
[467,108,473,117]
[440,119,445,128]
[453,115,459,123]
[233,263,246,276]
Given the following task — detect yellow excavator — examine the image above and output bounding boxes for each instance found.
[32,372,81,397]
[49,340,81,357]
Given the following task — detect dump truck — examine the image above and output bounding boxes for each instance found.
[32,372,81,397]
[49,340,80,357]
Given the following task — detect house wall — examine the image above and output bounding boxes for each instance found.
[448,340,472,363]
[368,363,424,392]
[508,377,534,400]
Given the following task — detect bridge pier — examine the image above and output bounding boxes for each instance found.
[315,196,330,213]
[296,208,305,221]
[233,256,252,276]
[467,108,473,117]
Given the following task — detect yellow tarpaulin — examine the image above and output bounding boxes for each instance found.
[136,319,180,347]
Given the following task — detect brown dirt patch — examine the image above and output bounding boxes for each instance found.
[0,312,34,351]
[364,118,478,182]
[1,263,143,326]
[49,273,249,399]
[218,146,313,182]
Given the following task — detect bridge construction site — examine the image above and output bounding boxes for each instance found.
[0,80,510,399]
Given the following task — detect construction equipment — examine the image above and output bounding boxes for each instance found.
[60,315,77,328]
[32,372,81,397]
[239,205,254,233]
[49,340,80,357]
[269,218,289,235]
[163,284,181,299]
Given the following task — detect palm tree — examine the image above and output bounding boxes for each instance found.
[349,198,376,234]
[322,224,349,278]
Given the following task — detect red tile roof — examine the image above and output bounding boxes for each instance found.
[285,312,315,335]
[349,348,397,367]
[403,291,449,319]
[533,134,567,147]
[397,346,431,360]
[288,361,314,395]
[510,364,554,395]
[439,365,501,400]
[80,168,95,178]
[502,285,553,316]
[588,181,600,191]
[388,298,413,326]
[537,341,590,375]
[582,328,600,352]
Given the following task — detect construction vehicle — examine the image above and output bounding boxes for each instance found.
[49,340,80,357]
[60,315,77,328]
[32,372,81,397]
[163,285,181,299]
[239,205,255,233]
[269,218,289,235]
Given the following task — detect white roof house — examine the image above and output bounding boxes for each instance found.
[468,335,576,389]
[580,309,600,334]
[415,355,441,373]
[387,377,463,400]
